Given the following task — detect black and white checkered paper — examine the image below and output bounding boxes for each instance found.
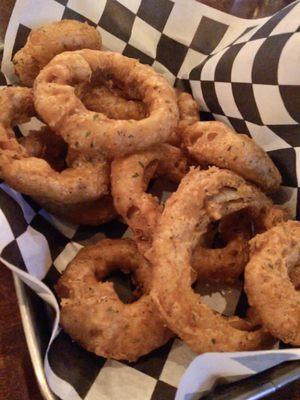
[1,1,300,399]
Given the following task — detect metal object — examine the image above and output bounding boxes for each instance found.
[201,360,300,399]
[13,274,57,400]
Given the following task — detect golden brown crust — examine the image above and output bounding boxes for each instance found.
[151,167,274,353]
[192,210,252,283]
[56,239,172,361]
[0,87,109,204]
[111,144,187,254]
[176,91,200,135]
[245,221,300,345]
[192,205,290,283]
[13,20,102,87]
[19,126,67,171]
[34,50,179,158]
[35,195,117,226]
[82,85,147,120]
[182,121,281,192]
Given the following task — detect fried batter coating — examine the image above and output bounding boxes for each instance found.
[151,167,274,353]
[111,144,187,254]
[176,91,200,137]
[182,121,281,192]
[82,85,147,120]
[35,195,117,226]
[0,87,109,204]
[34,50,179,158]
[192,205,290,283]
[192,210,252,283]
[19,126,67,171]
[56,239,172,361]
[13,20,102,87]
[83,87,199,147]
[245,221,300,346]
[20,127,117,225]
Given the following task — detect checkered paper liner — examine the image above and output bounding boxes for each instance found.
[1,0,300,399]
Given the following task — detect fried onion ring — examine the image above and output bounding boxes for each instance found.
[20,127,117,225]
[19,126,67,171]
[56,239,172,361]
[245,221,300,345]
[111,144,187,253]
[34,50,179,158]
[82,85,147,120]
[0,87,109,204]
[192,210,252,283]
[192,205,289,283]
[151,167,273,353]
[176,91,200,137]
[36,195,117,226]
[13,20,102,87]
[182,121,281,192]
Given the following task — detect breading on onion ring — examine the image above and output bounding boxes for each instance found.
[36,195,117,226]
[13,20,102,87]
[0,87,109,204]
[82,85,147,120]
[20,127,117,225]
[111,144,187,254]
[192,205,290,283]
[82,87,199,146]
[182,121,281,192]
[192,210,252,283]
[151,167,274,353]
[56,239,172,361]
[176,91,200,137]
[245,221,300,346]
[34,50,179,158]
[19,126,67,171]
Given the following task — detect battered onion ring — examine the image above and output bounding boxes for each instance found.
[245,221,300,345]
[56,239,172,361]
[13,20,102,87]
[36,195,117,226]
[192,210,252,283]
[34,50,179,158]
[82,85,147,120]
[192,205,289,283]
[20,128,117,225]
[0,87,109,204]
[151,167,274,353]
[111,144,187,253]
[19,126,67,171]
[182,121,281,192]
[176,91,200,136]
[82,87,199,146]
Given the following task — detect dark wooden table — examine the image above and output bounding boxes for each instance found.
[0,0,299,399]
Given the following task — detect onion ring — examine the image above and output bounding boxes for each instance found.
[245,221,300,345]
[56,238,172,361]
[34,50,179,158]
[19,126,67,171]
[176,91,200,137]
[82,85,147,120]
[182,121,281,192]
[192,210,252,283]
[82,87,199,146]
[192,205,289,283]
[13,20,102,87]
[20,127,117,225]
[151,167,273,353]
[111,144,187,253]
[0,87,109,204]
[36,195,117,226]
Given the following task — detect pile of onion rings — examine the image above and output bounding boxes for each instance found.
[0,19,298,362]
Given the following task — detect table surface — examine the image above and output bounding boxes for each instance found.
[0,0,299,399]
